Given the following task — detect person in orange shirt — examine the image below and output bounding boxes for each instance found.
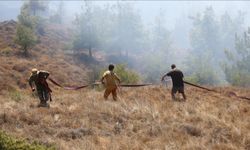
[101,64,121,101]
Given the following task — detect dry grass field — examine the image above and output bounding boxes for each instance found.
[0,86,250,150]
[0,20,250,149]
[0,20,90,92]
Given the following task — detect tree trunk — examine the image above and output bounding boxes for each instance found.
[89,47,92,58]
[126,50,128,58]
[119,49,122,57]
[33,9,36,16]
[24,46,28,57]
[125,50,129,63]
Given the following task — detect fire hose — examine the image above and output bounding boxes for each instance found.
[48,78,250,101]
[48,78,89,90]
[183,81,216,92]
[184,80,250,101]
[48,78,154,90]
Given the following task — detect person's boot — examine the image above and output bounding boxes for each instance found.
[182,93,187,101]
[38,100,50,108]
[171,94,176,101]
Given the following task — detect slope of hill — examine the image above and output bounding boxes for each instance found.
[0,20,90,92]
[0,86,250,149]
[0,20,250,150]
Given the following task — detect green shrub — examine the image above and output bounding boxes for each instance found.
[184,54,221,85]
[224,66,250,87]
[100,64,140,84]
[223,29,250,87]
[9,89,22,102]
[0,131,55,150]
[88,64,140,90]
[116,64,140,84]
[185,69,219,86]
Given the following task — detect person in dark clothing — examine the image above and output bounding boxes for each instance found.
[29,68,52,107]
[161,64,186,100]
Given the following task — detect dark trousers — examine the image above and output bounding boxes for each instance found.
[37,89,50,104]
[171,86,186,100]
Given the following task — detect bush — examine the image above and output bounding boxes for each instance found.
[185,68,219,86]
[184,54,221,85]
[101,64,140,84]
[224,66,250,87]
[9,89,22,102]
[0,131,55,150]
[223,30,250,87]
[0,47,12,56]
[137,52,170,83]
[88,64,140,89]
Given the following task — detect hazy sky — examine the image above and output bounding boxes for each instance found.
[0,1,249,84]
[58,1,250,29]
[1,1,250,29]
[1,0,249,49]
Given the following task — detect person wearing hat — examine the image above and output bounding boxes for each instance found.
[100,64,121,101]
[29,68,52,107]
[161,64,186,101]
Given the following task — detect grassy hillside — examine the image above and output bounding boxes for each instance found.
[0,20,90,92]
[0,20,250,149]
[0,86,250,149]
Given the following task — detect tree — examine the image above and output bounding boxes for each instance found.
[190,7,220,58]
[188,8,246,85]
[224,28,250,87]
[219,11,245,54]
[187,7,222,85]
[15,1,38,56]
[152,9,171,53]
[184,54,219,85]
[15,24,37,56]
[17,3,37,30]
[73,1,99,58]
[138,10,173,83]
[91,4,116,52]
[49,1,65,24]
[28,0,47,16]
[111,2,145,57]
[20,0,48,35]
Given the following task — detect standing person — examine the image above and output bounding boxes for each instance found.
[101,64,121,101]
[161,64,186,100]
[29,68,52,107]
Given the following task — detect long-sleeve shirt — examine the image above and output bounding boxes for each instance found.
[29,71,50,91]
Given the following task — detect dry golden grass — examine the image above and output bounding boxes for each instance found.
[0,86,250,150]
[1,20,250,150]
[0,21,89,92]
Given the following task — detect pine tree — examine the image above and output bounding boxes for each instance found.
[15,24,37,56]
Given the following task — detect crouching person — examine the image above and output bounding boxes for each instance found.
[101,64,121,101]
[29,68,52,107]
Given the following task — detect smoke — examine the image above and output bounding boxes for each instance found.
[1,1,250,85]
